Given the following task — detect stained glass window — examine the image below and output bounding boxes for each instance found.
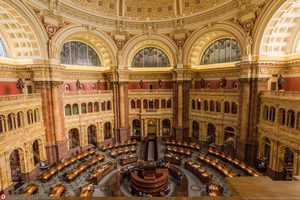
[131,47,170,67]
[60,41,101,66]
[201,38,241,65]
[0,38,7,57]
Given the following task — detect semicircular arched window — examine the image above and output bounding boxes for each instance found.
[201,38,241,65]
[60,41,101,66]
[0,38,7,57]
[131,47,170,67]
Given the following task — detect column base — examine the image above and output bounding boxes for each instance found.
[236,139,247,161]
[266,167,284,180]
[22,165,40,182]
[173,127,189,141]
[56,140,68,160]
[116,127,130,142]
[45,143,58,165]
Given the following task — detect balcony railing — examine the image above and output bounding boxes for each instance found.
[129,89,173,93]
[261,91,300,99]
[0,93,41,102]
[63,90,113,96]
[190,89,239,94]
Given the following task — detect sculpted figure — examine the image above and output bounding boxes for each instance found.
[278,74,284,90]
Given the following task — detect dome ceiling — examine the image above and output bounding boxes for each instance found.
[64,0,231,21]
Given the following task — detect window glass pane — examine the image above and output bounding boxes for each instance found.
[201,38,241,65]
[0,38,7,57]
[60,41,101,66]
[132,47,170,67]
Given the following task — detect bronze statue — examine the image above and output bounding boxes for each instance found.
[140,80,143,89]
[76,79,81,90]
[220,77,227,89]
[278,74,284,90]
[200,78,205,88]
[16,78,25,89]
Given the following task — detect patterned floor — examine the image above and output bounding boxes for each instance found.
[9,140,258,198]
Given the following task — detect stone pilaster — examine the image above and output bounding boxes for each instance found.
[172,69,192,141]
[237,62,268,165]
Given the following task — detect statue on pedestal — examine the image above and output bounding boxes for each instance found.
[200,78,205,88]
[220,77,227,89]
[76,79,81,91]
[278,74,284,90]
[16,78,25,91]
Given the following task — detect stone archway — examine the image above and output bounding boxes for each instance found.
[223,126,235,155]
[9,149,25,186]
[87,125,97,146]
[207,123,216,146]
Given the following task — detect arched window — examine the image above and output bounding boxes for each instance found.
[197,100,201,110]
[0,38,7,57]
[131,100,136,109]
[192,99,196,109]
[81,103,87,114]
[101,101,106,111]
[7,113,16,131]
[287,110,295,128]
[107,101,111,110]
[94,102,99,112]
[131,47,170,67]
[0,115,6,133]
[269,107,276,122]
[65,104,71,116]
[167,99,172,108]
[68,128,80,149]
[60,41,101,66]
[149,100,154,109]
[204,100,208,111]
[279,108,286,125]
[92,84,96,90]
[216,101,221,112]
[88,102,93,113]
[161,99,166,109]
[137,99,141,109]
[16,112,24,128]
[104,122,112,139]
[27,110,34,124]
[34,108,40,122]
[155,99,159,109]
[231,102,238,114]
[297,112,300,130]
[210,101,215,112]
[201,38,241,65]
[262,105,269,120]
[143,99,148,109]
[192,121,200,138]
[73,104,79,115]
[224,101,230,113]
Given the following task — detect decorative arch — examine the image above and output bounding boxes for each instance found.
[9,148,26,182]
[257,1,300,58]
[32,138,43,165]
[0,1,47,59]
[184,22,245,66]
[123,34,177,68]
[52,26,117,67]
